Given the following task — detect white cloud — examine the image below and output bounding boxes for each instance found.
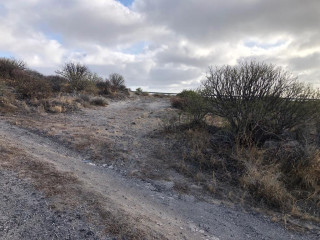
[0,0,319,91]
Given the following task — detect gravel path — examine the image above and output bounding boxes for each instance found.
[0,170,109,240]
[0,97,319,239]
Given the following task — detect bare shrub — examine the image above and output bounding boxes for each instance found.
[109,73,125,88]
[202,60,320,145]
[0,58,26,79]
[56,62,94,92]
[96,74,127,95]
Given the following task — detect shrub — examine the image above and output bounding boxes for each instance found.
[11,70,52,99]
[202,60,320,145]
[46,75,69,92]
[172,90,208,123]
[135,87,143,95]
[135,87,149,96]
[96,80,112,95]
[90,97,108,106]
[0,58,26,79]
[170,96,185,109]
[56,62,94,92]
[109,73,125,88]
[96,73,126,95]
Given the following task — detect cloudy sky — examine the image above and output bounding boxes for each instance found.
[0,0,319,92]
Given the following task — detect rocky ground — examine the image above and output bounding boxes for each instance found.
[0,96,319,239]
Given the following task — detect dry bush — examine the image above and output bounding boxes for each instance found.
[0,58,26,79]
[96,74,128,96]
[202,60,320,145]
[55,62,100,93]
[109,73,125,89]
[96,80,112,95]
[170,119,320,220]
[11,69,52,99]
[46,75,70,92]
[28,96,81,113]
[90,97,108,106]
[170,96,185,109]
[0,84,17,113]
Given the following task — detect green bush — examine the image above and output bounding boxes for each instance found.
[135,87,143,95]
[172,90,208,123]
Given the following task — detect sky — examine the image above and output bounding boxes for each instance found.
[0,0,319,92]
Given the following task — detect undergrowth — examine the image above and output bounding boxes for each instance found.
[168,61,320,229]
[0,58,128,114]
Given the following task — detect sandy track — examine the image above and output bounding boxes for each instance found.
[0,97,318,239]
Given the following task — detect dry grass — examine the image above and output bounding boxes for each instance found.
[169,119,320,231]
[90,97,108,106]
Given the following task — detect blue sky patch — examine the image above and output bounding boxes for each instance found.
[45,32,63,44]
[38,23,63,44]
[116,0,134,7]
[122,41,148,55]
[244,40,286,49]
[0,3,6,16]
[0,51,13,58]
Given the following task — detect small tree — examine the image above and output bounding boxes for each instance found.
[109,73,125,88]
[56,62,91,91]
[202,60,320,144]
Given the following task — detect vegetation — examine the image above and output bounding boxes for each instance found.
[55,62,97,92]
[0,58,26,78]
[135,87,149,96]
[170,60,320,223]
[202,61,320,145]
[171,90,208,123]
[0,58,127,113]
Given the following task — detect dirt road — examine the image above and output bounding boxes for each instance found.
[0,97,318,239]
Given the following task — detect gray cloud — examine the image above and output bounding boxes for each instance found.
[134,0,320,44]
[0,0,319,92]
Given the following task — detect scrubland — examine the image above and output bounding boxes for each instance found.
[0,58,319,239]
